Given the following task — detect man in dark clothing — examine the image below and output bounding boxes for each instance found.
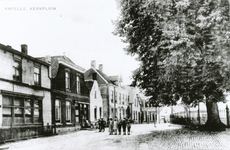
[100,118,106,132]
[127,119,131,135]
[98,119,102,132]
[122,118,127,135]
[117,119,122,135]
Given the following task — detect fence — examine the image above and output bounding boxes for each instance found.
[170,105,230,127]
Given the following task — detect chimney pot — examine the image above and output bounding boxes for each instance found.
[99,64,103,72]
[21,44,28,55]
[91,60,96,68]
[45,55,51,63]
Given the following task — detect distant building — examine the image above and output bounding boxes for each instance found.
[0,43,51,141]
[84,60,129,121]
[39,55,90,133]
[124,86,142,123]
[141,95,158,123]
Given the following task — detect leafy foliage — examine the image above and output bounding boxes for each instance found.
[114,0,230,108]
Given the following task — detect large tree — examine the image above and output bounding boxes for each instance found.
[114,0,230,130]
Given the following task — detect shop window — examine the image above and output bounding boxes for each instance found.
[34,100,42,123]
[2,96,42,126]
[66,101,71,122]
[55,99,61,123]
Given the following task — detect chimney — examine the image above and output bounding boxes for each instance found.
[99,64,103,72]
[21,44,28,55]
[45,55,51,63]
[91,60,96,68]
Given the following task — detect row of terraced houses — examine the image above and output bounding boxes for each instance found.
[0,43,164,142]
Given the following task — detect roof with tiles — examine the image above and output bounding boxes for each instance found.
[84,68,118,85]
[38,55,85,78]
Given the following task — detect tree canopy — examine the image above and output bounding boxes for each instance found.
[114,0,230,129]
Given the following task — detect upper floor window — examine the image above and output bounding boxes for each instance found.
[34,65,40,86]
[13,60,21,81]
[76,76,80,93]
[94,91,97,99]
[65,71,70,90]
[111,90,114,103]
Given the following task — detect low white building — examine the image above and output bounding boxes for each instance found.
[85,80,103,125]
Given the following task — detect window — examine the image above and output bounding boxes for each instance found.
[119,93,121,104]
[111,91,113,103]
[65,71,70,90]
[76,76,80,93]
[115,92,117,103]
[94,107,97,121]
[2,95,42,126]
[111,108,113,117]
[94,91,97,99]
[75,103,79,123]
[99,107,102,118]
[122,94,124,105]
[34,65,40,86]
[13,60,21,81]
[119,108,121,119]
[66,101,71,122]
[55,99,61,123]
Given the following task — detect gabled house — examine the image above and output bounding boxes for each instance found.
[84,60,129,122]
[0,43,51,141]
[124,86,142,123]
[85,80,103,125]
[39,55,90,133]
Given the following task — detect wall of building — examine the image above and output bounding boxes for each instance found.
[99,84,109,121]
[0,46,52,141]
[89,81,103,124]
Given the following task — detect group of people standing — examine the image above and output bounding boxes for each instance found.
[108,118,131,135]
[95,117,131,135]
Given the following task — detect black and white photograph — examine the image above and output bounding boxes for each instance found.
[0,0,230,150]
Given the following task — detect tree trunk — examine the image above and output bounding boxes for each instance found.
[205,100,226,131]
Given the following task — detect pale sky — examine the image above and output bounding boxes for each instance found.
[0,0,139,85]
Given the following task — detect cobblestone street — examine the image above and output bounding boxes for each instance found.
[1,123,230,150]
